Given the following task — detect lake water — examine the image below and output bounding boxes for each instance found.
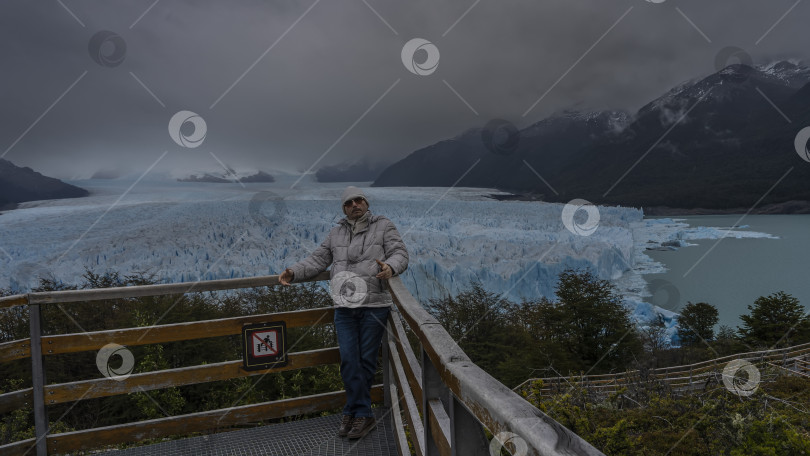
[644,214,810,329]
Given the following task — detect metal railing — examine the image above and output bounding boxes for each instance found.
[0,273,603,456]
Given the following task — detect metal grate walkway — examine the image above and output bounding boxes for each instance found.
[97,408,398,456]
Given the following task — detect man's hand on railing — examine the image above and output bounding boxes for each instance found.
[279,268,294,286]
[375,259,393,280]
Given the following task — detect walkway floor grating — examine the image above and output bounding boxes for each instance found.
[97,408,398,456]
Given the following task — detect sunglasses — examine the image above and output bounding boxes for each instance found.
[343,197,366,208]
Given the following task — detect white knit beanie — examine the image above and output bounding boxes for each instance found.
[341,186,368,206]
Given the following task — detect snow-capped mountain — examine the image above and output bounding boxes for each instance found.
[175,169,276,183]
[639,60,810,119]
[372,108,631,192]
[557,62,810,209]
[523,109,632,137]
[373,61,810,211]
[759,60,810,88]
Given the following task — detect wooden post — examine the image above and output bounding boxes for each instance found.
[29,302,48,456]
[383,315,392,408]
[422,347,447,456]
[450,394,489,456]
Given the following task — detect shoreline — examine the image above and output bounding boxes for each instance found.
[642,200,810,216]
[486,193,810,216]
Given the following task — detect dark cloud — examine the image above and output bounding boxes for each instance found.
[1,0,807,179]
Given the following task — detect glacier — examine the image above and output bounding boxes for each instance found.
[0,175,775,341]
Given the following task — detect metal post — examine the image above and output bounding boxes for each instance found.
[382,317,392,408]
[422,347,446,456]
[29,303,48,456]
[450,395,490,456]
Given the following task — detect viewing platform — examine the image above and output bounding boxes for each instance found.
[97,407,397,456]
[0,272,604,456]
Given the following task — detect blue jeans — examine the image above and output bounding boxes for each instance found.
[334,306,390,418]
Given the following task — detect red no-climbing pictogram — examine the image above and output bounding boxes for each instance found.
[241,321,287,371]
[252,330,279,357]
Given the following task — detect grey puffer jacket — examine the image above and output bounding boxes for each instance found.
[288,210,409,308]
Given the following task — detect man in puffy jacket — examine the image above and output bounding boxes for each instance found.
[279,186,409,439]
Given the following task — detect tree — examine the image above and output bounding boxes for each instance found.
[550,269,642,373]
[427,282,511,343]
[427,270,643,383]
[511,296,581,376]
[738,291,810,348]
[677,302,718,348]
[426,283,532,385]
[638,314,670,368]
[713,324,745,356]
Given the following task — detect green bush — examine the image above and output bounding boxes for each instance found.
[528,373,810,455]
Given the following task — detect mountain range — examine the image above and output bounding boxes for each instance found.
[373,61,810,212]
[0,159,88,210]
[315,158,390,182]
[177,170,275,183]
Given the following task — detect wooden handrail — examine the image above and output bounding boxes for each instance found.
[387,277,604,456]
[767,362,810,379]
[0,388,31,415]
[44,307,334,356]
[520,354,810,400]
[45,348,340,405]
[515,343,810,394]
[1,271,609,456]
[0,308,334,364]
[389,308,423,409]
[0,348,339,413]
[0,274,340,455]
[0,309,338,421]
[0,294,27,310]
[0,271,331,308]
[0,437,36,456]
[388,383,411,455]
[0,338,30,363]
[426,399,451,455]
[387,329,425,456]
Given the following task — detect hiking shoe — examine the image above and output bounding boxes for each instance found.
[347,416,376,439]
[338,415,355,437]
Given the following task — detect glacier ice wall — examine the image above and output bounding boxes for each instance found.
[0,180,643,308]
[0,178,775,344]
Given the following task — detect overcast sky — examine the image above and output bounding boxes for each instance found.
[1,0,808,180]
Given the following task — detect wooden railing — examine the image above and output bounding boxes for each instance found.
[514,342,810,399]
[0,273,604,456]
[384,278,603,456]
